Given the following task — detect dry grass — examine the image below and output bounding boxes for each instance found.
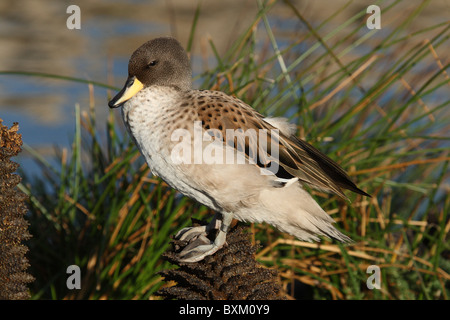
[4,0,448,299]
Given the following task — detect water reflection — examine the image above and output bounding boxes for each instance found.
[0,0,448,164]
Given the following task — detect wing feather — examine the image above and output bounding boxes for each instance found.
[189,90,369,199]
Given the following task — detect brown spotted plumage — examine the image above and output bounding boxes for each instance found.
[109,37,370,262]
[184,90,370,199]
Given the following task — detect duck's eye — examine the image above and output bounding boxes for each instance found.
[147,60,158,68]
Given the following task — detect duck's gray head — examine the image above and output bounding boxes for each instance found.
[109,37,192,108]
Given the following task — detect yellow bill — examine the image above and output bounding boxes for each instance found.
[108,76,144,108]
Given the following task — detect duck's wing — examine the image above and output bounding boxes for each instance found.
[190,90,370,199]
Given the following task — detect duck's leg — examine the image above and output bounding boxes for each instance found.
[177,212,233,263]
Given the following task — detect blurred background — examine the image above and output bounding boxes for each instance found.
[0,0,448,171]
[0,0,449,300]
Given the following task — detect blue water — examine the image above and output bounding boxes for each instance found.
[1,2,448,184]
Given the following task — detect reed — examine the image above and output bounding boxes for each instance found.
[6,0,448,299]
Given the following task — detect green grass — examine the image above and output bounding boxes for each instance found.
[5,0,449,299]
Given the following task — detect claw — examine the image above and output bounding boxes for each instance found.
[175,225,207,242]
[178,231,226,263]
[175,212,233,263]
[178,243,222,263]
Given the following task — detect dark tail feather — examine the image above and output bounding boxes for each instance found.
[293,137,371,198]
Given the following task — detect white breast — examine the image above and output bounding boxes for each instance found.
[120,86,221,211]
